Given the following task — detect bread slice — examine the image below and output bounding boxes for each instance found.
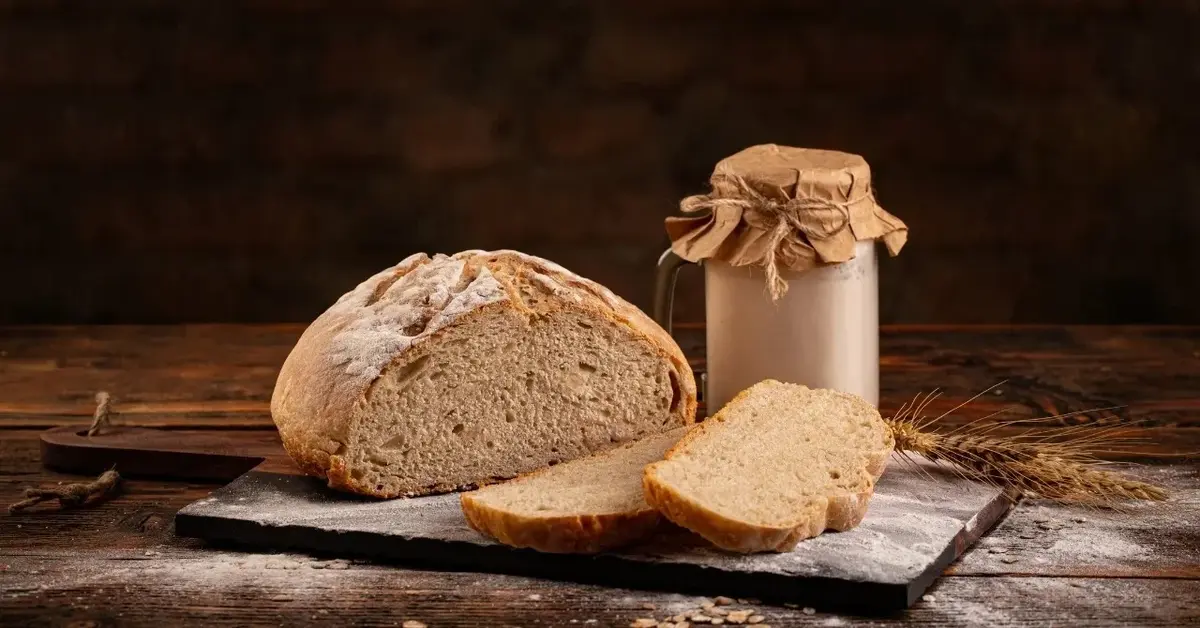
[643,381,893,552]
[271,250,697,498]
[461,428,687,553]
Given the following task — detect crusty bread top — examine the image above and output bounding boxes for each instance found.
[271,250,697,478]
[645,381,893,530]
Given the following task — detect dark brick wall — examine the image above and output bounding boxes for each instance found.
[2,0,1198,324]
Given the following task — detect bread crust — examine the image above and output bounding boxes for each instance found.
[459,428,686,553]
[460,493,663,554]
[272,250,697,498]
[642,383,892,552]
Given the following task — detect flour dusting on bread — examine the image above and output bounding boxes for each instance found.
[271,250,697,498]
[324,254,506,385]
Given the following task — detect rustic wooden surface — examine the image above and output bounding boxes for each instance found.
[1,325,1199,626]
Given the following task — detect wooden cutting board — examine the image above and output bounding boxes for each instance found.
[42,426,1012,612]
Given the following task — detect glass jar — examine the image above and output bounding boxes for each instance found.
[655,239,879,413]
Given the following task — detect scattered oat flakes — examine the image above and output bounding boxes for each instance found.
[691,614,713,623]
[701,601,715,610]
[631,619,657,628]
[1001,556,1020,564]
[802,608,816,615]
[714,596,735,606]
[711,619,725,626]
[1073,517,1087,523]
[726,610,751,624]
[527,594,542,601]
[922,594,936,603]
[673,615,687,622]
[987,547,1009,554]
[402,622,426,628]
[642,602,657,610]
[710,607,729,616]
[748,616,765,624]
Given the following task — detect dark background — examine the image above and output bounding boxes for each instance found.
[2,0,1198,325]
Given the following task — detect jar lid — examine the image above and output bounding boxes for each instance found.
[665,144,908,300]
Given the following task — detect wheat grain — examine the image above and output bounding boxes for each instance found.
[885,391,1168,505]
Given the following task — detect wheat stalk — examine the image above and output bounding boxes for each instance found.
[885,387,1169,505]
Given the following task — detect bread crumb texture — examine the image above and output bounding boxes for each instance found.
[643,380,892,552]
[461,428,686,553]
[272,250,696,498]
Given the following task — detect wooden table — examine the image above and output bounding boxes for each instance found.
[1,325,1198,627]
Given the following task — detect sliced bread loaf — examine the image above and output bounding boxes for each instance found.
[272,250,697,498]
[643,380,893,552]
[461,428,687,553]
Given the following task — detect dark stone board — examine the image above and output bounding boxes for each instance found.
[176,455,1011,612]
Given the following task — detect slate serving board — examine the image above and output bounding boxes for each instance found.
[176,454,1012,611]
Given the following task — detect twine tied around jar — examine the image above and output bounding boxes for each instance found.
[664,144,909,302]
[679,174,872,300]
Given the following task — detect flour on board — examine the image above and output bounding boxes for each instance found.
[180,453,1007,587]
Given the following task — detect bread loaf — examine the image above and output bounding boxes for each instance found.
[271,250,697,498]
[461,428,687,553]
[643,381,892,552]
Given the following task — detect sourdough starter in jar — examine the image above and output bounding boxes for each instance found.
[704,240,879,412]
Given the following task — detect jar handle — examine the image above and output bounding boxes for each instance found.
[654,249,707,403]
[653,249,693,336]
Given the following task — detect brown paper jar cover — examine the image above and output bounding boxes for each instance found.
[665,144,908,299]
